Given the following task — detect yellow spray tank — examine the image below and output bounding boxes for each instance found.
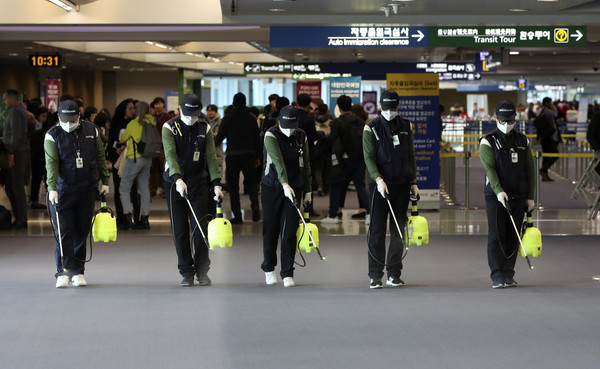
[92,195,117,243]
[296,211,319,253]
[406,196,429,246]
[519,212,542,258]
[207,199,233,249]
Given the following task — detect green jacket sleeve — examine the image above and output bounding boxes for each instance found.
[264,131,288,184]
[479,140,503,195]
[162,124,182,180]
[302,136,312,193]
[96,132,110,186]
[526,140,536,200]
[44,134,59,191]
[205,128,221,184]
[363,126,382,181]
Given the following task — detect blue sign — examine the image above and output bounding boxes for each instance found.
[329,76,361,116]
[270,26,428,48]
[398,96,440,196]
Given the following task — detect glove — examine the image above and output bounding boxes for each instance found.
[282,183,295,203]
[303,192,312,206]
[49,191,59,205]
[410,184,419,199]
[176,179,188,198]
[99,185,109,196]
[526,199,535,212]
[497,191,509,208]
[376,177,388,198]
[213,186,224,202]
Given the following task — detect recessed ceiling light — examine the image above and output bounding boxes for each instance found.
[112,65,121,69]
[509,8,529,12]
[9,53,19,57]
[509,51,520,55]
[96,57,105,61]
[269,8,286,12]
[537,0,559,2]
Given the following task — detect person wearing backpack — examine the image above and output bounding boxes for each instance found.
[119,101,155,229]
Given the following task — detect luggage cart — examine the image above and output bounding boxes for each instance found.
[571,151,600,220]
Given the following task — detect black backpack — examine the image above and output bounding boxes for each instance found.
[0,205,11,230]
[135,121,162,159]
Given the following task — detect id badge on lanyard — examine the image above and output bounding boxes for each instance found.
[511,152,518,163]
[393,135,400,147]
[76,150,83,168]
[193,151,200,162]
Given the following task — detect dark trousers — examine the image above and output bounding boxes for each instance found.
[541,139,559,172]
[50,188,96,277]
[30,150,46,203]
[5,150,30,224]
[165,181,210,278]
[261,185,300,278]
[367,181,410,280]
[226,154,259,219]
[112,167,140,224]
[484,194,525,283]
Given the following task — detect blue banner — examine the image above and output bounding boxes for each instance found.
[271,26,428,48]
[329,76,361,116]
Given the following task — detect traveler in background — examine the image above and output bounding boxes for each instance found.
[45,100,110,288]
[321,95,369,223]
[312,103,333,196]
[30,106,50,209]
[107,98,140,228]
[537,97,562,182]
[0,89,30,228]
[586,112,600,175]
[479,100,536,289]
[163,94,223,287]
[84,106,98,123]
[215,92,261,224]
[363,89,419,289]
[93,111,110,148]
[119,101,154,230]
[206,104,224,185]
[149,97,172,199]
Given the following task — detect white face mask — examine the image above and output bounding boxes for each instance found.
[180,115,198,126]
[59,121,79,133]
[497,121,516,134]
[281,128,295,137]
[381,110,398,121]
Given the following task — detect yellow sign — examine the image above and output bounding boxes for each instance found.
[386,73,439,96]
[554,28,569,43]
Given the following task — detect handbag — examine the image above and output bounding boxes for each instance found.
[114,147,127,177]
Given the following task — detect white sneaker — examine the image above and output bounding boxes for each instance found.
[365,214,370,225]
[71,274,87,287]
[55,275,69,288]
[283,277,295,287]
[320,216,340,224]
[265,271,278,285]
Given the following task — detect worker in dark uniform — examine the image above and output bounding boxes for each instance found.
[363,90,418,289]
[480,100,536,289]
[162,94,223,287]
[44,100,110,288]
[261,106,312,287]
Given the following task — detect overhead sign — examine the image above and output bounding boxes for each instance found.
[429,26,586,47]
[415,62,481,80]
[270,26,428,48]
[329,76,361,117]
[244,63,322,75]
[292,73,351,81]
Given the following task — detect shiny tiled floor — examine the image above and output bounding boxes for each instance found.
[2,181,599,237]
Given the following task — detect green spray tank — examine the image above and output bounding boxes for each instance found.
[92,194,117,243]
[519,211,542,258]
[208,199,233,249]
[406,195,429,246]
[296,210,319,253]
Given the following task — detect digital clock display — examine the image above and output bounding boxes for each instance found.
[29,54,62,68]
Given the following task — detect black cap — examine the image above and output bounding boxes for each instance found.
[279,106,299,129]
[380,89,399,110]
[180,94,202,116]
[57,100,80,122]
[495,100,516,120]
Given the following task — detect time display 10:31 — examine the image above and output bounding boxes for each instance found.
[29,54,62,68]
